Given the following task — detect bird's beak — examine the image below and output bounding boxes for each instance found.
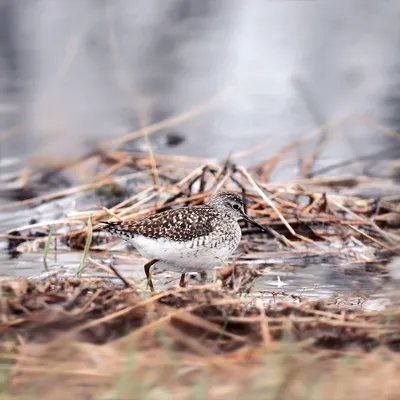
[241,212,270,233]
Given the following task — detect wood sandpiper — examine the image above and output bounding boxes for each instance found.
[101,191,269,290]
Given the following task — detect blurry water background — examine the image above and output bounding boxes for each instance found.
[1,0,399,170]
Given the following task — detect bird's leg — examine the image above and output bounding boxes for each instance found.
[179,273,186,287]
[144,259,158,291]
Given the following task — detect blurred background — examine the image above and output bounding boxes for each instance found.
[0,0,399,177]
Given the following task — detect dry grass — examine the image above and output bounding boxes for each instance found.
[1,278,400,400]
[3,148,399,258]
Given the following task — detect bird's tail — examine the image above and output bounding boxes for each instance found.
[99,221,120,233]
[98,221,134,240]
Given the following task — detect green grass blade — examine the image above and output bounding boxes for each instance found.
[43,228,53,272]
[76,217,93,277]
[217,308,234,342]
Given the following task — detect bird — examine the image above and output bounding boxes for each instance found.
[100,191,270,291]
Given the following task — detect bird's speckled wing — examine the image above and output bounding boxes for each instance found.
[101,206,219,242]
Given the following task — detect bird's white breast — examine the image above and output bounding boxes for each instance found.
[129,222,241,273]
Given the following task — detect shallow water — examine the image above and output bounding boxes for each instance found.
[0,234,392,309]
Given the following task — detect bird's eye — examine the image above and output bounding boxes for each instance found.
[232,203,240,210]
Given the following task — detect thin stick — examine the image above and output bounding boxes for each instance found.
[108,11,160,191]
[331,200,400,244]
[110,185,156,211]
[100,206,124,221]
[251,114,348,179]
[309,145,397,177]
[104,150,211,165]
[103,89,230,148]
[96,156,132,181]
[230,138,271,160]
[210,170,233,196]
[360,115,400,142]
[117,192,159,218]
[291,77,331,178]
[76,218,93,277]
[0,170,147,211]
[348,225,399,255]
[87,257,132,287]
[237,166,313,243]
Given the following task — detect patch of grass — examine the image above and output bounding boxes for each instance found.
[43,228,53,272]
[217,308,234,342]
[76,217,92,278]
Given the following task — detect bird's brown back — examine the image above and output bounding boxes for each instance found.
[101,206,223,242]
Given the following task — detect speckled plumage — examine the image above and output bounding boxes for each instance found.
[103,207,219,242]
[101,191,268,288]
